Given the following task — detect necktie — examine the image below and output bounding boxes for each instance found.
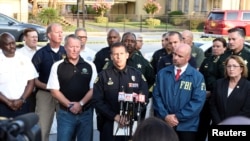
[175,69,181,81]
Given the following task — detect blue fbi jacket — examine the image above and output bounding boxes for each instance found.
[153,64,206,131]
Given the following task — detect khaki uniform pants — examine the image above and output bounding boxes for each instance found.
[36,90,59,141]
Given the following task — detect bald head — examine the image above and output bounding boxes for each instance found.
[182,30,193,46]
[0,32,16,57]
[107,28,121,46]
[172,43,191,67]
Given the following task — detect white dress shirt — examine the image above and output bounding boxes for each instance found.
[80,47,96,62]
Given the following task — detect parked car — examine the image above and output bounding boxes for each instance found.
[204,10,250,36]
[0,13,47,42]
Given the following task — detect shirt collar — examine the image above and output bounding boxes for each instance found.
[64,56,84,64]
[23,44,37,51]
[113,65,128,74]
[175,63,188,75]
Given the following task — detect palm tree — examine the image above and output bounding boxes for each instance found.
[38,7,59,26]
[32,0,38,16]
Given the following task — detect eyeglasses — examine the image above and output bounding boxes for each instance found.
[78,36,87,39]
[226,65,241,69]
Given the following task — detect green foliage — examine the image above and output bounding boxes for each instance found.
[188,18,205,30]
[95,16,108,23]
[38,8,60,26]
[143,0,161,18]
[62,25,77,31]
[86,5,96,14]
[168,10,184,16]
[71,5,77,14]
[169,16,187,26]
[28,12,40,24]
[115,16,130,22]
[145,18,161,26]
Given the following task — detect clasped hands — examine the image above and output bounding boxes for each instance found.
[165,114,179,127]
[7,99,24,111]
[68,102,83,115]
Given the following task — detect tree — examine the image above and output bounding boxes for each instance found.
[143,0,161,18]
[31,0,38,16]
[92,0,112,17]
[38,8,59,26]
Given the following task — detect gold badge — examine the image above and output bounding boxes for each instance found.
[107,78,114,85]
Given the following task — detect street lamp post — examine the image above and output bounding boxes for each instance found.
[82,0,85,27]
[77,0,79,27]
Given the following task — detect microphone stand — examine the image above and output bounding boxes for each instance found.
[137,102,141,124]
[128,97,136,140]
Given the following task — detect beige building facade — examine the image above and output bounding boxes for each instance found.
[1,0,250,22]
[0,0,28,22]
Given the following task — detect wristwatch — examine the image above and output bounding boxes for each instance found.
[20,97,26,103]
[79,101,84,107]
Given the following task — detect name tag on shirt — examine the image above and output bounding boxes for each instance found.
[128,83,139,88]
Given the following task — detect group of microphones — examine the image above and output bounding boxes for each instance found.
[118,88,146,123]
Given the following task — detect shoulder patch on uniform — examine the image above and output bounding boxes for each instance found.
[94,76,99,84]
[142,74,147,82]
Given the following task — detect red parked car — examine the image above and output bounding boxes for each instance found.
[204,10,250,36]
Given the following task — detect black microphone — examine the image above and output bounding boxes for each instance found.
[137,94,145,122]
[118,89,125,115]
[124,92,133,116]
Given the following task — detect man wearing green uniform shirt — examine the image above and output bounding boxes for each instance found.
[216,27,250,80]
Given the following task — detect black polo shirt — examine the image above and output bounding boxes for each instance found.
[50,57,94,101]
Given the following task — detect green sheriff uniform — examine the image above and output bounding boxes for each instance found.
[217,47,250,80]
[127,51,155,88]
[200,56,220,91]
[191,43,205,68]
